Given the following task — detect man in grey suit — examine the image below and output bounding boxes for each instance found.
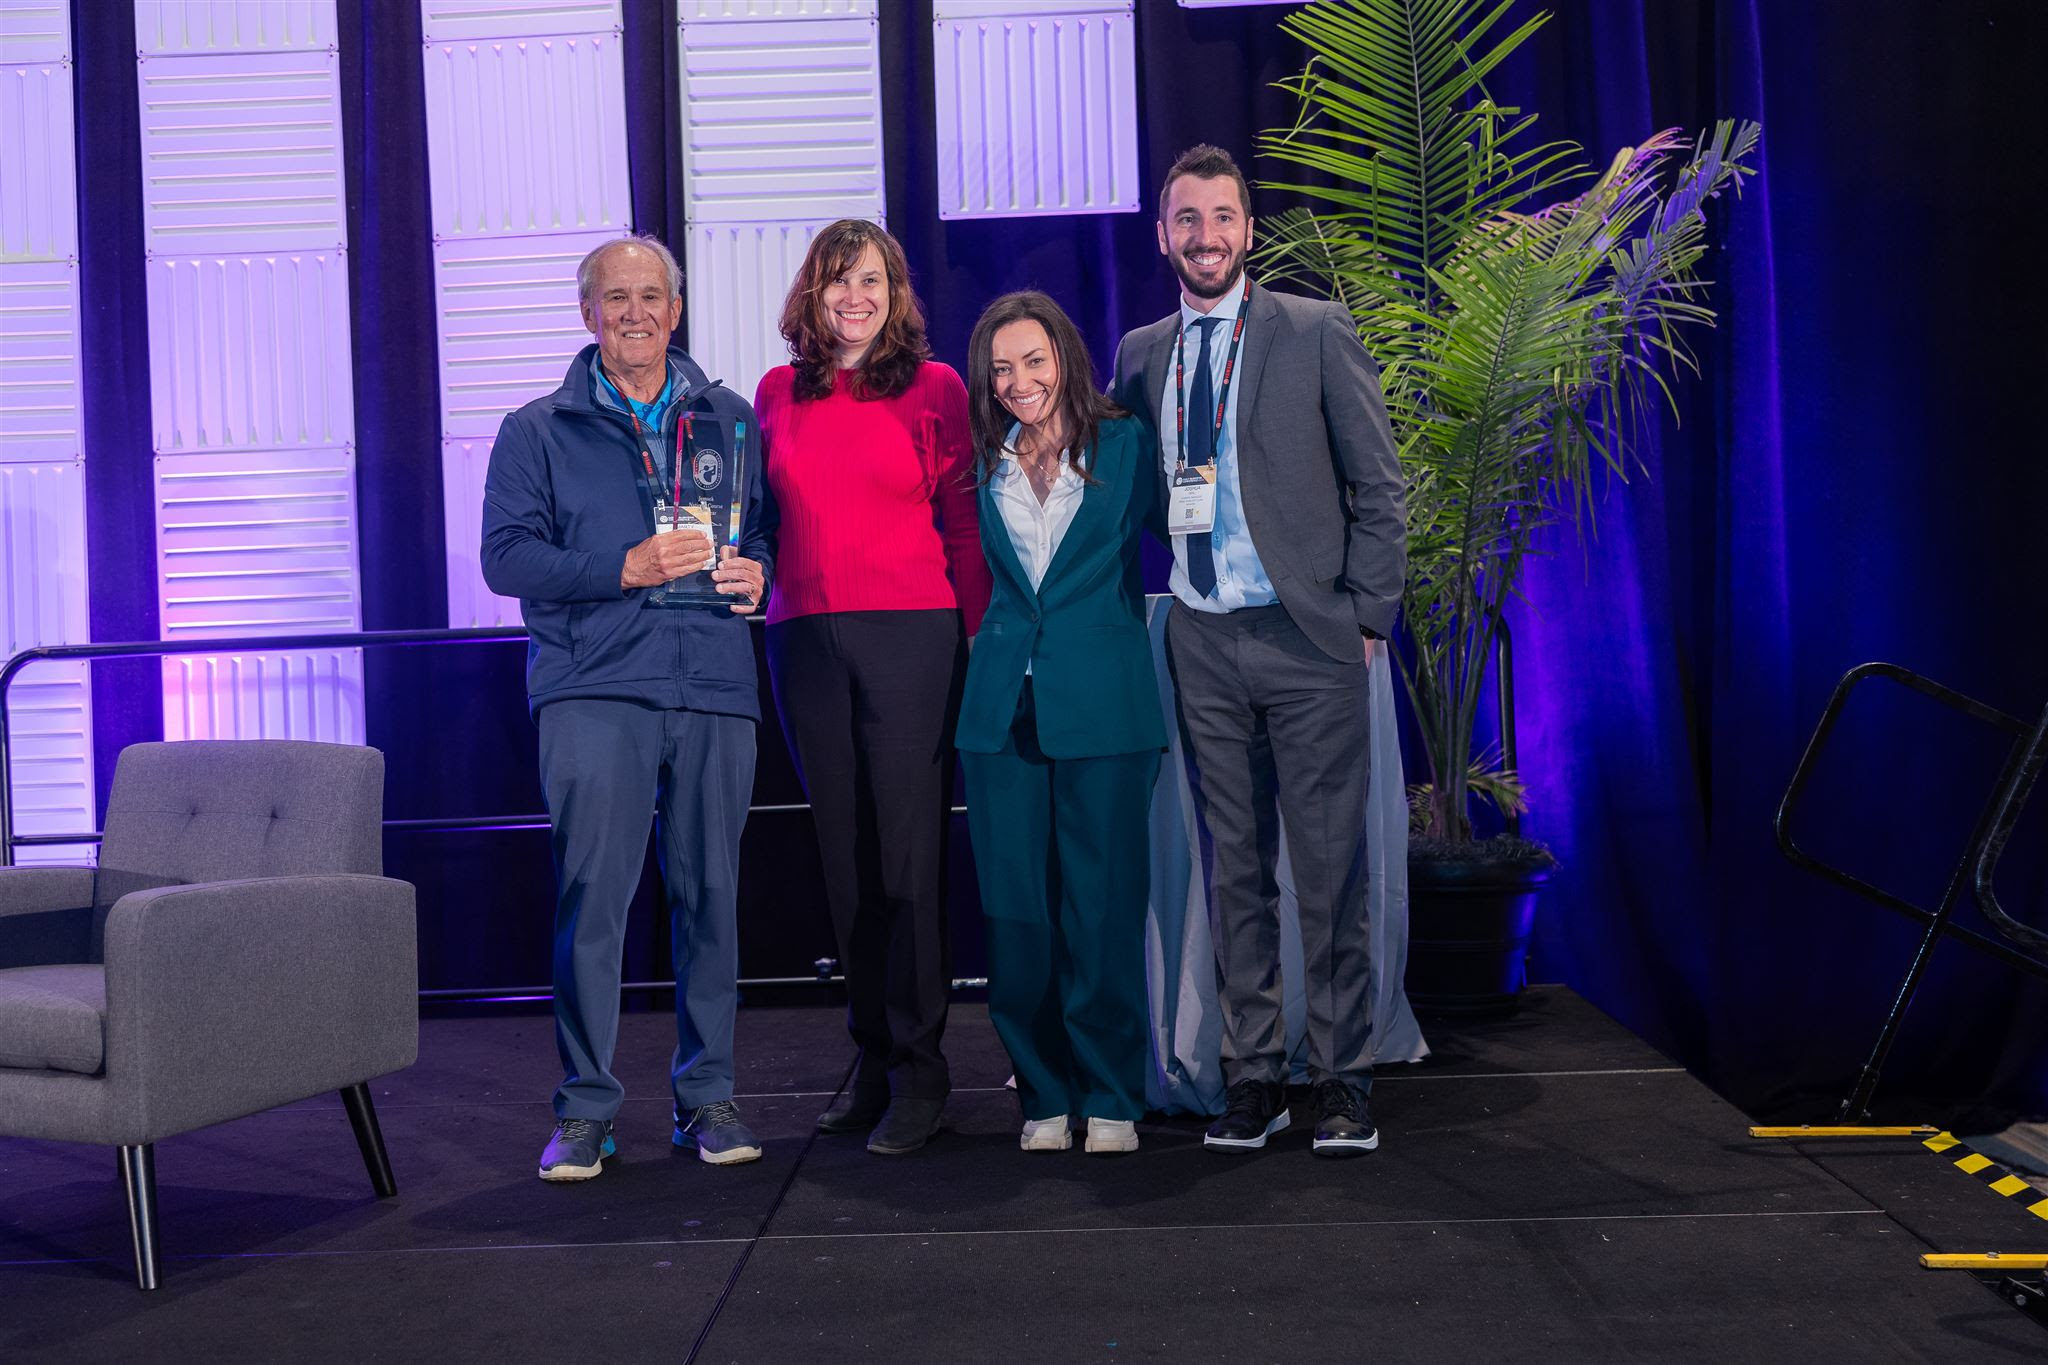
[1112,144,1405,1156]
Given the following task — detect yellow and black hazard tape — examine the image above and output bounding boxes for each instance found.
[1922,1131,2048,1222]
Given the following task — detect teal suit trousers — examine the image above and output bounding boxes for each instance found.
[964,680,1159,1122]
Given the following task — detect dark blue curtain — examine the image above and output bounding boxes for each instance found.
[70,0,2048,1122]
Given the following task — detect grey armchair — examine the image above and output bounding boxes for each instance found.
[0,740,419,1289]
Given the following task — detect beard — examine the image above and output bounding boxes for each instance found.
[1170,244,1246,300]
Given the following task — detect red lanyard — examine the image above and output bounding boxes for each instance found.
[1173,275,1251,471]
[630,409,692,508]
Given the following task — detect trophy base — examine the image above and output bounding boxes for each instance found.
[646,569,748,610]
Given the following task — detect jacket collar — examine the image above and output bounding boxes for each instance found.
[549,343,715,416]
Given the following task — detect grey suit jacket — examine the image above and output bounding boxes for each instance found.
[1111,281,1405,662]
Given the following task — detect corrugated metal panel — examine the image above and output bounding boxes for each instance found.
[423,33,631,239]
[145,252,355,453]
[0,4,69,65]
[441,437,522,629]
[0,60,79,261]
[160,648,365,743]
[1177,0,1296,7]
[153,445,362,638]
[134,0,336,54]
[0,260,82,464]
[0,459,94,854]
[421,0,622,41]
[135,48,346,253]
[934,1,1122,14]
[432,230,609,440]
[681,1,875,19]
[679,15,884,224]
[933,6,1139,220]
[685,219,828,410]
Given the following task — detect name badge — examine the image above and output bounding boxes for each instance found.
[1169,465,1217,535]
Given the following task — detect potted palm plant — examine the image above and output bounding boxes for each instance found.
[1253,0,1759,1011]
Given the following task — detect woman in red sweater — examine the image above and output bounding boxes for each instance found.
[755,220,991,1155]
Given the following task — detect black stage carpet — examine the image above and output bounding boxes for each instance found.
[2,987,2043,1362]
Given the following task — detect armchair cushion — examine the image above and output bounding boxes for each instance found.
[0,964,106,1073]
[0,867,97,967]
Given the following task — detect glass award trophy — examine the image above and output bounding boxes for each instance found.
[648,415,753,610]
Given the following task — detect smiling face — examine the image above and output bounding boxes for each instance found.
[1157,173,1253,307]
[821,242,892,367]
[581,243,682,386]
[990,318,1063,439]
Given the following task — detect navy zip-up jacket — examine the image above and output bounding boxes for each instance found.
[481,343,773,719]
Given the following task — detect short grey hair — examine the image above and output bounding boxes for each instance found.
[576,234,682,306]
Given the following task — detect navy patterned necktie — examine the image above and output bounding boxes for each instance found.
[1185,316,1222,597]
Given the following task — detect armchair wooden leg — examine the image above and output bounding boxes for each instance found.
[340,1083,398,1198]
[117,1144,160,1291]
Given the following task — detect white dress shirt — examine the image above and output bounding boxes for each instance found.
[1156,281,1279,612]
[991,424,1085,674]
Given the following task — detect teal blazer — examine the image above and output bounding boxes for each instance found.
[955,412,1169,759]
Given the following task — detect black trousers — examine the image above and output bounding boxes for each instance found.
[766,609,967,1100]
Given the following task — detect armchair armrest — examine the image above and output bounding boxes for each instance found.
[0,866,96,966]
[101,874,420,1143]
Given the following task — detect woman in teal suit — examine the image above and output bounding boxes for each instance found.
[957,291,1167,1156]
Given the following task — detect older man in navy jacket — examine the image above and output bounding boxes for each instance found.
[482,234,772,1181]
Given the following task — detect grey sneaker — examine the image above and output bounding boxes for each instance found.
[673,1099,764,1165]
[538,1117,615,1181]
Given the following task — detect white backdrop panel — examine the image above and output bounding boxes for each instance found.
[161,648,365,743]
[933,5,1139,220]
[0,261,82,465]
[441,437,521,628]
[679,14,885,223]
[432,230,610,440]
[421,0,622,42]
[154,444,362,638]
[681,2,875,22]
[134,0,337,54]
[685,219,825,409]
[423,33,632,239]
[0,59,78,261]
[145,251,356,453]
[135,48,346,253]
[0,3,68,65]
[0,459,93,859]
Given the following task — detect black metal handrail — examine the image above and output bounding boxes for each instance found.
[1774,661,2048,1119]
[0,627,528,866]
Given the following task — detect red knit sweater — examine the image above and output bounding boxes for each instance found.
[754,361,991,635]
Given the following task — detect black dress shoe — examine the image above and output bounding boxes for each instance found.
[1310,1079,1379,1157]
[816,1082,890,1135]
[866,1097,946,1154]
[1203,1079,1291,1152]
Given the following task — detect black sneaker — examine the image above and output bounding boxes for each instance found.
[1310,1079,1379,1157]
[538,1117,615,1181]
[674,1099,764,1165]
[1203,1079,1291,1152]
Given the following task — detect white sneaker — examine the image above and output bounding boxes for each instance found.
[1084,1118,1139,1155]
[1020,1114,1072,1151]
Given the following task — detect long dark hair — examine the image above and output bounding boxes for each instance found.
[965,291,1126,482]
[779,219,930,402]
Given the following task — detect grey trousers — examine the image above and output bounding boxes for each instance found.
[1166,602,1376,1092]
[538,699,756,1120]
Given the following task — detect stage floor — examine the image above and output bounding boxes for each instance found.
[2,987,2043,1362]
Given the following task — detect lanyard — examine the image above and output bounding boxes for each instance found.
[1173,275,1251,471]
[630,409,692,509]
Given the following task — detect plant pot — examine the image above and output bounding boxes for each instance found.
[1405,857,1552,1017]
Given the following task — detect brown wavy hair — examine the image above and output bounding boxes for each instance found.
[966,291,1126,484]
[779,219,930,402]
